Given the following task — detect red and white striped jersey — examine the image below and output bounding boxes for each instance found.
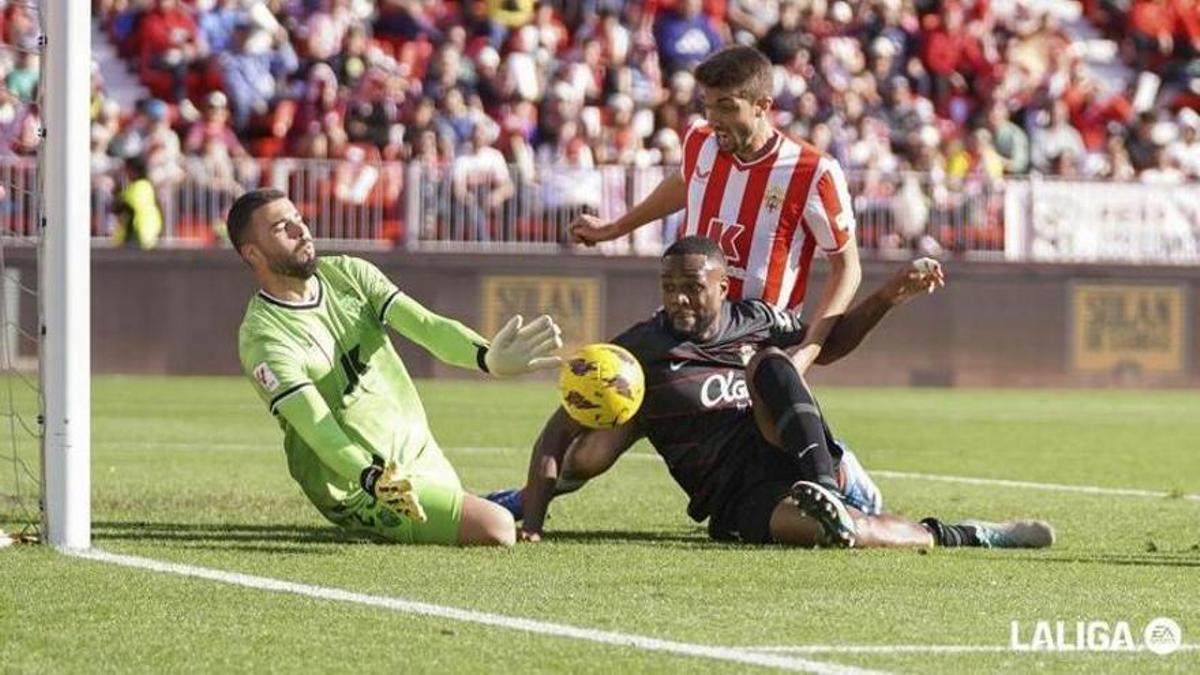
[678,121,856,310]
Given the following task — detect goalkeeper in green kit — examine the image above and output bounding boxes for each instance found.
[229,189,562,547]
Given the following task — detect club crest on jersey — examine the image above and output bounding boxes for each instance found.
[738,344,757,365]
[253,362,280,393]
[765,184,786,212]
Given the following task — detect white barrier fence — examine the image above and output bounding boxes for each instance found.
[6,155,1193,262]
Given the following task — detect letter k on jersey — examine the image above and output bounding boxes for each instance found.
[705,218,746,266]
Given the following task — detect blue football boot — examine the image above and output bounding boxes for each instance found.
[484,487,525,521]
[834,441,884,516]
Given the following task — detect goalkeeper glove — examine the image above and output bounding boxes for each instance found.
[360,460,427,523]
[482,314,563,376]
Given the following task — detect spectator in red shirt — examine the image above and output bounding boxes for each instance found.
[1129,0,1180,68]
[1176,0,1200,53]
[1063,68,1134,152]
[139,0,209,102]
[920,4,966,93]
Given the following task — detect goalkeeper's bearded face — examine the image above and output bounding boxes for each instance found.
[248,198,319,280]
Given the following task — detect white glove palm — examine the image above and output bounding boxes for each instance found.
[484,314,563,376]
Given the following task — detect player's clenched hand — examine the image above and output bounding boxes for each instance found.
[361,461,428,523]
[886,257,946,306]
[485,314,564,376]
[518,528,542,543]
[569,214,621,246]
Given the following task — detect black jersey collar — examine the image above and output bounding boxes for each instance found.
[258,276,323,310]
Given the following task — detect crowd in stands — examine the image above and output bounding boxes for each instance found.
[2,0,1200,247]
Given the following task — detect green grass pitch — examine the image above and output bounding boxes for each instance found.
[3,376,1199,673]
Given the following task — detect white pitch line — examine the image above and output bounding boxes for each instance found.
[872,471,1200,502]
[741,644,1200,655]
[68,548,882,675]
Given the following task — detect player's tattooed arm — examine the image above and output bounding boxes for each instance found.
[521,408,642,541]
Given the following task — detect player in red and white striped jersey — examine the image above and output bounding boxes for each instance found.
[571,45,862,377]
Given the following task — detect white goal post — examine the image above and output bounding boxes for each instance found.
[40,0,91,549]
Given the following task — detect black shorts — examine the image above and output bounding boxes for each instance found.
[705,415,845,545]
[707,440,803,545]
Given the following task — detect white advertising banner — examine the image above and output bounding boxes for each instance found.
[1022,180,1200,263]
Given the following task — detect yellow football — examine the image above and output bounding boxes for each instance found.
[558,343,645,428]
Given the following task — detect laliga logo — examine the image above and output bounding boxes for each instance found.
[700,371,750,408]
[1009,617,1182,654]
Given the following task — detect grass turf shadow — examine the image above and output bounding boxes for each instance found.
[93,520,373,547]
[543,528,745,549]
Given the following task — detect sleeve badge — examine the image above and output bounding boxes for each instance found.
[253,362,281,393]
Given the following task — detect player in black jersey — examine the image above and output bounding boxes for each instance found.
[505,237,1053,550]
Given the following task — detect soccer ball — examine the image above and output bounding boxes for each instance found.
[558,343,645,428]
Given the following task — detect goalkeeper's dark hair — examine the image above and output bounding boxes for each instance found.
[664,235,727,268]
[695,46,773,101]
[227,188,287,253]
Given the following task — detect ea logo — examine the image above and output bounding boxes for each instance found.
[1143,618,1182,655]
[700,371,750,408]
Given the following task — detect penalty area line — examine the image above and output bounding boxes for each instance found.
[67,548,882,675]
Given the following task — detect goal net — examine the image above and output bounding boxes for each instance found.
[0,0,90,549]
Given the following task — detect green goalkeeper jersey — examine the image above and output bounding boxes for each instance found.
[238,255,486,513]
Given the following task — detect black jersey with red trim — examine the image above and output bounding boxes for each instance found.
[613,299,808,522]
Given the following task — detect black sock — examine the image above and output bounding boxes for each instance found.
[750,353,838,491]
[921,517,982,547]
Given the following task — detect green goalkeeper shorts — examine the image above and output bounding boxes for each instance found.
[323,447,465,545]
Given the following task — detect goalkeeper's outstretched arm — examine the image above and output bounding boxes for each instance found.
[383,292,562,376]
[521,407,642,541]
